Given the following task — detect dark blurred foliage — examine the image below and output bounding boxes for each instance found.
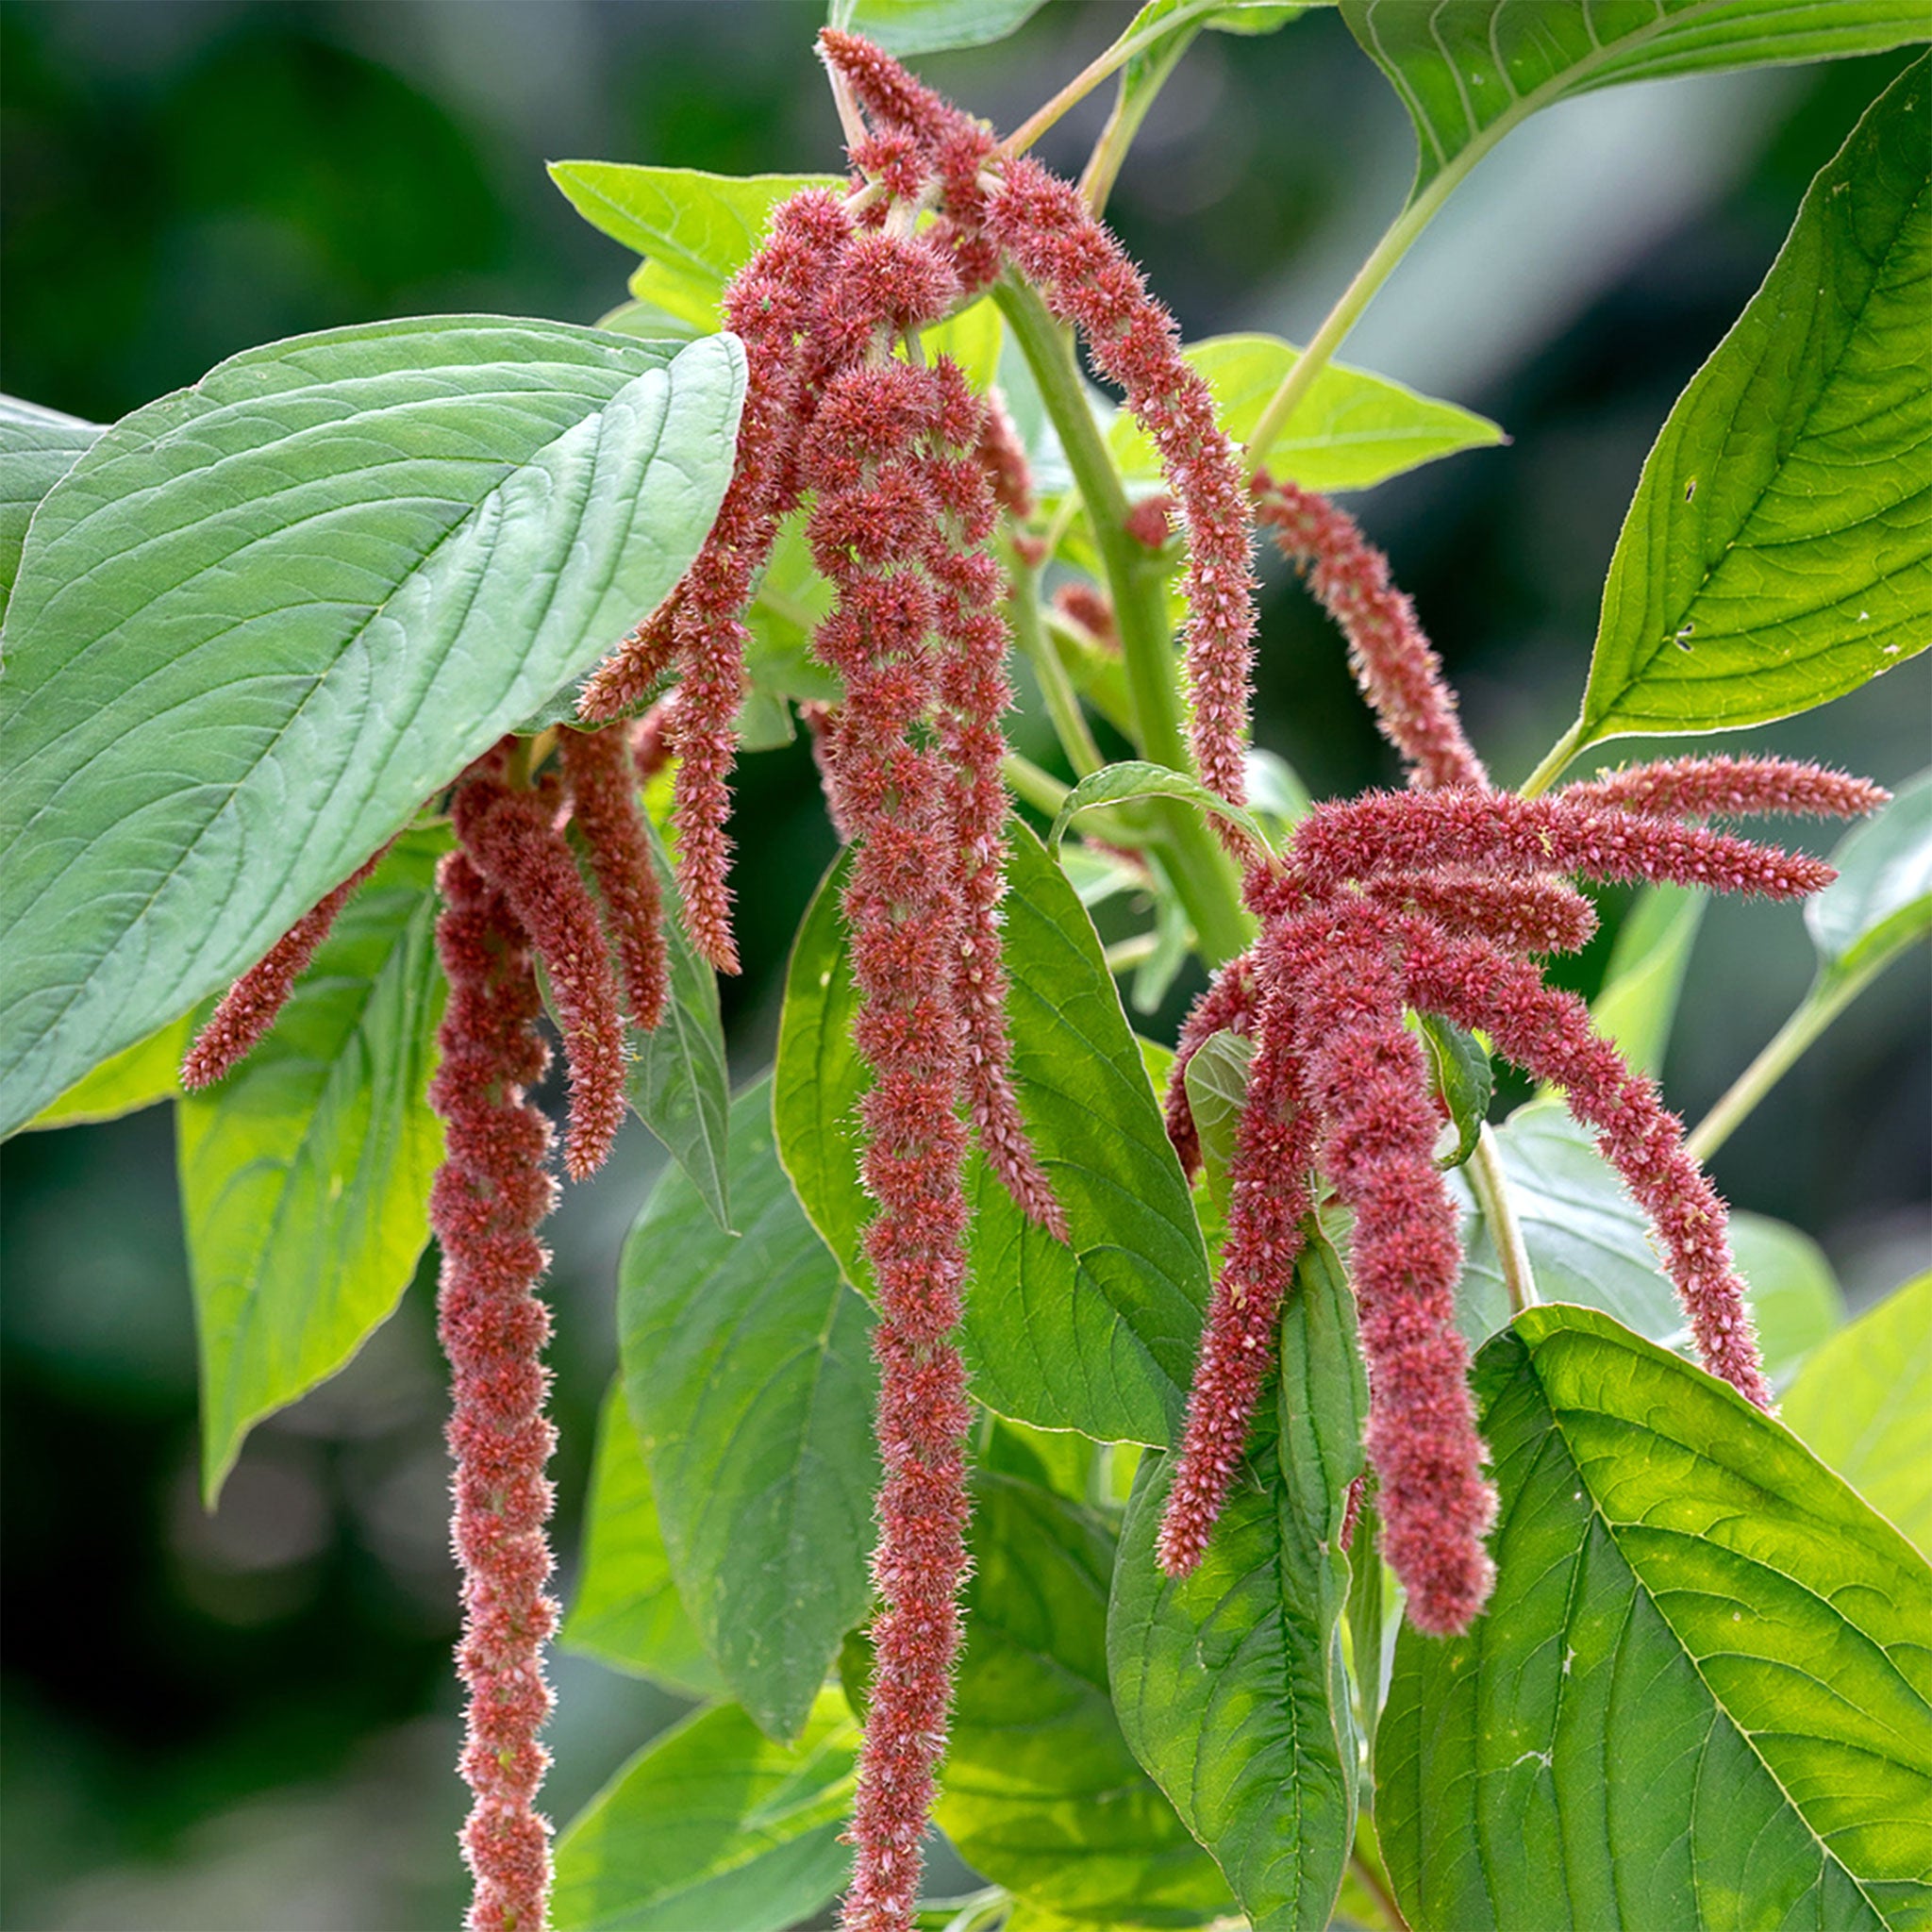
[1,6,1925,1926]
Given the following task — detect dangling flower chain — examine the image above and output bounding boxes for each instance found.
[173,31,1890,1932]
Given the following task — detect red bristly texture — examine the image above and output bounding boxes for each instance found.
[180,844,390,1089]
[630,694,676,786]
[1254,475,1487,791]
[452,762,626,1183]
[985,157,1257,811]
[558,724,668,1033]
[581,189,856,972]
[429,845,561,1932]
[1558,754,1889,821]
[800,303,978,1932]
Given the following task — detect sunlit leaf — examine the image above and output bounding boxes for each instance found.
[1111,334,1502,491]
[26,1015,191,1131]
[1808,766,1932,981]
[1049,758,1269,856]
[824,0,1052,57]
[0,321,744,1137]
[177,829,447,1503]
[1783,1272,1932,1557]
[0,393,98,623]
[1576,56,1932,746]
[553,1690,859,1932]
[1380,1303,1932,1932]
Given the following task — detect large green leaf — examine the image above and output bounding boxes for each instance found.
[940,1472,1235,1927]
[621,1079,878,1743]
[177,828,447,1503]
[1380,1303,1932,1932]
[561,1380,723,1699]
[824,0,1052,56]
[26,1015,191,1131]
[623,815,732,1232]
[1453,1103,1841,1382]
[1108,1232,1364,1932]
[1808,766,1932,982]
[553,1690,859,1932]
[1783,1273,1932,1557]
[773,821,1213,1448]
[0,394,98,622]
[1575,56,1932,747]
[1111,334,1501,491]
[0,321,744,1139]
[1342,0,1932,204]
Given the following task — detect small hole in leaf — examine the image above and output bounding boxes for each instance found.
[1684,478,1697,501]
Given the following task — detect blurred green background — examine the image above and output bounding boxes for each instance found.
[2,5,1925,1927]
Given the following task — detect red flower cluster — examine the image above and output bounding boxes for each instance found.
[1159,484,1886,1631]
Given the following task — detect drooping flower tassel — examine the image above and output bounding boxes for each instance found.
[558,724,667,1033]
[429,847,562,1932]
[181,843,391,1089]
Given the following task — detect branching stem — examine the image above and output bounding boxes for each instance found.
[1468,1121,1538,1316]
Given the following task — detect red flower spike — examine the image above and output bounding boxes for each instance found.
[558,724,668,1034]
[1361,870,1598,957]
[429,847,562,1932]
[1162,950,1259,1178]
[1254,475,1487,792]
[1398,916,1774,1407]
[986,156,1257,812]
[630,693,677,786]
[819,26,985,158]
[181,843,391,1089]
[974,389,1035,524]
[1157,982,1318,1577]
[1278,903,1495,1634]
[453,769,626,1183]
[1558,755,1889,822]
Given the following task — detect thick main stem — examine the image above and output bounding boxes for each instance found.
[993,277,1251,968]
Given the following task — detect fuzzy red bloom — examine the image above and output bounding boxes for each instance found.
[558,724,668,1034]
[181,845,389,1089]
[1558,754,1889,822]
[1399,917,1774,1407]
[1254,475,1487,792]
[429,846,561,1932]
[1362,870,1598,957]
[986,156,1257,811]
[453,764,626,1182]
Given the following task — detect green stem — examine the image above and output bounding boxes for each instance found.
[1244,182,1448,470]
[992,276,1251,968]
[1517,718,1587,800]
[1078,25,1200,217]
[1007,550,1105,776]
[1468,1122,1537,1315]
[1686,960,1885,1165]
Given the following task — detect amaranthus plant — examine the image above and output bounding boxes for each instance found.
[4,6,1931,1930]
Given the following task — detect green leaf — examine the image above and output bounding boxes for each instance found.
[924,298,1005,398]
[1590,884,1706,1081]
[25,1015,191,1131]
[624,814,732,1233]
[1452,1103,1841,1383]
[940,1472,1236,1926]
[1575,55,1932,747]
[622,1078,878,1743]
[1049,758,1269,856]
[1108,1231,1365,1932]
[1783,1273,1932,1557]
[561,1380,723,1699]
[177,828,448,1503]
[0,394,99,623]
[774,821,1214,1448]
[1379,1303,1932,1932]
[824,0,1052,57]
[1809,766,1932,982]
[1416,1013,1491,1171]
[548,164,841,325]
[1182,1029,1252,1218]
[0,320,745,1139]
[1111,334,1502,491]
[1342,0,1932,205]
[553,1690,859,1932]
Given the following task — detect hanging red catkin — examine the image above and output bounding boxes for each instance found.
[451,762,626,1183]
[558,724,668,1034]
[429,846,562,1932]
[181,843,391,1089]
